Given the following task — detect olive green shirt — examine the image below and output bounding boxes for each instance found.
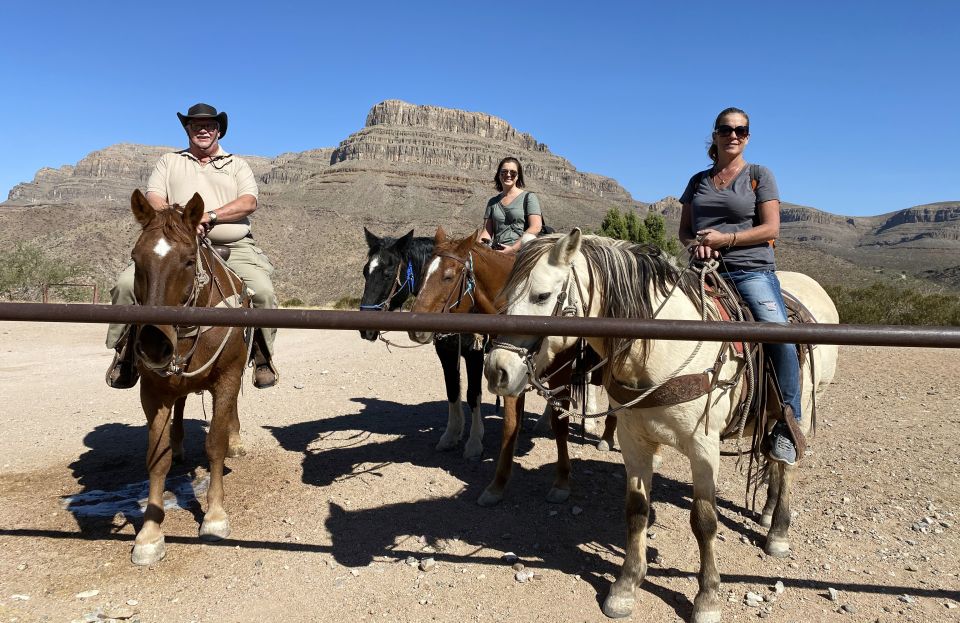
[483,191,542,246]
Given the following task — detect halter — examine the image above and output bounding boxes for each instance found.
[360,259,416,311]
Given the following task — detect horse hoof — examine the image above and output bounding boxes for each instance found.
[435,434,459,452]
[601,594,635,619]
[691,608,722,623]
[227,443,247,458]
[199,518,231,541]
[131,537,166,566]
[463,443,483,461]
[596,440,611,452]
[545,487,570,504]
[759,513,773,528]
[477,489,504,507]
[765,538,790,558]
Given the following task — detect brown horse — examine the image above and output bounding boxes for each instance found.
[126,189,249,565]
[408,227,616,506]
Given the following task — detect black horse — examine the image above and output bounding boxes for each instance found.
[360,228,486,459]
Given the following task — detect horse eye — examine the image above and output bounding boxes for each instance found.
[535,292,552,304]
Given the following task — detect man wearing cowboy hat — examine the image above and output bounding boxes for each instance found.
[105,102,280,389]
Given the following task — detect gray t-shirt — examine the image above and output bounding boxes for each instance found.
[483,191,542,246]
[680,164,780,271]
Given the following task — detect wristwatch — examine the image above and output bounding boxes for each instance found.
[206,211,218,226]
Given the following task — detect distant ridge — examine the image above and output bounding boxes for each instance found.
[2,100,958,302]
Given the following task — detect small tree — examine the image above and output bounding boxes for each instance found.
[598,207,681,255]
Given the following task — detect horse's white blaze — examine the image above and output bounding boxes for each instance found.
[368,256,380,273]
[153,237,172,258]
[425,256,441,282]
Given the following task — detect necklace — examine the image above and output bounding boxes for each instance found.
[714,161,745,188]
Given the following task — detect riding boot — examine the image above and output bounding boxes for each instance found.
[106,326,140,389]
[250,329,279,389]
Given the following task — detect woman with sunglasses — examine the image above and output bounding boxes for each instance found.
[479,156,544,254]
[678,107,801,466]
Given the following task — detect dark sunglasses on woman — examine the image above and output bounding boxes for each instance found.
[499,169,518,178]
[715,124,749,138]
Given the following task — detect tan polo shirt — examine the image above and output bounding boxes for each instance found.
[146,147,259,243]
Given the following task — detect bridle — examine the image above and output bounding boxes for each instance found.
[136,236,247,378]
[435,251,477,314]
[490,266,587,407]
[360,258,416,311]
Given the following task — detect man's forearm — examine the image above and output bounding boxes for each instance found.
[213,194,258,222]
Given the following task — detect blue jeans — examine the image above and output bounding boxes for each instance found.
[722,270,801,422]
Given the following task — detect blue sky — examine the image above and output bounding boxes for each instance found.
[2,1,957,217]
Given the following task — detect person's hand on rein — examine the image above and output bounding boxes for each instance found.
[690,229,734,260]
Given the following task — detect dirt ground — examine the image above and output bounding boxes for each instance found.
[0,321,958,623]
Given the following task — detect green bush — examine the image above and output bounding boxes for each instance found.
[825,283,960,326]
[281,298,305,308]
[0,242,84,301]
[597,208,681,255]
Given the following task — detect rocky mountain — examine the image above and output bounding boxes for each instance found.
[3,100,959,304]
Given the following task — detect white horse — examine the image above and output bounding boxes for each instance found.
[484,230,838,622]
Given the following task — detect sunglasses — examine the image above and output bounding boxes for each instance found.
[188,121,219,133]
[715,124,749,139]
[499,169,519,178]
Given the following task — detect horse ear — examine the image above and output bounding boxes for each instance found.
[548,228,583,267]
[130,189,154,227]
[396,229,415,253]
[434,226,447,245]
[183,193,205,231]
[364,227,380,250]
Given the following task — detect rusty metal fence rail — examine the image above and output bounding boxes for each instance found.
[1,302,959,348]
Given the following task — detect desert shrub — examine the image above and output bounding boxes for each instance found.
[0,242,84,301]
[281,298,305,308]
[332,296,361,310]
[825,283,960,326]
[597,208,682,255]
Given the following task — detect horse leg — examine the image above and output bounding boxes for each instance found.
[462,349,485,460]
[435,344,464,451]
[546,403,571,503]
[597,412,617,452]
[688,451,723,623]
[131,390,173,565]
[602,435,656,618]
[759,463,781,528]
[764,463,796,558]
[199,384,236,541]
[478,394,525,507]
[226,392,246,458]
[171,396,186,465]
[533,404,552,434]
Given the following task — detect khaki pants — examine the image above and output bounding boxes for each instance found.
[105,237,278,356]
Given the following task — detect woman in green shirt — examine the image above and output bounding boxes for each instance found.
[480,156,543,254]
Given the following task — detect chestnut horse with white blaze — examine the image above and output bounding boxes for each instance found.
[485,230,838,622]
[127,189,249,565]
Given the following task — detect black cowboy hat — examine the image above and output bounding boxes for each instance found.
[177,103,228,138]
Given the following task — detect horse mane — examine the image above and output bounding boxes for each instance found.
[505,234,702,372]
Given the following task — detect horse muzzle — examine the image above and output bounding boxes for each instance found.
[135,324,178,371]
[484,348,528,396]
